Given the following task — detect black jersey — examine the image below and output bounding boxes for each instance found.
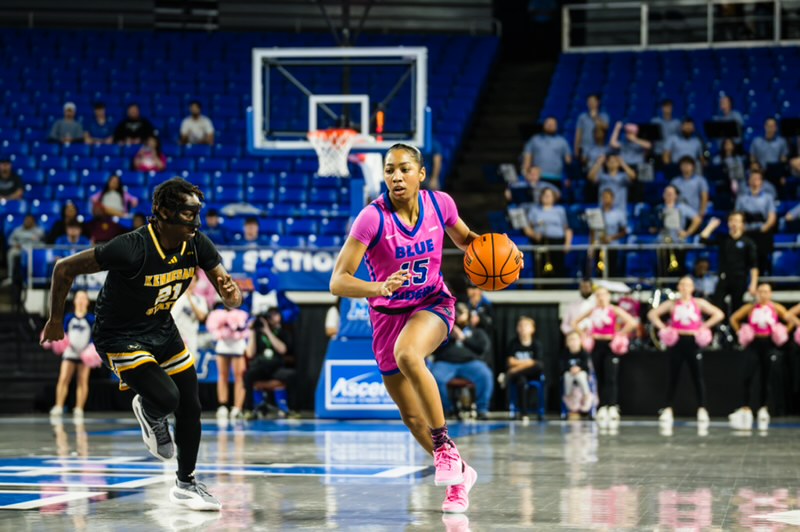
[93,224,221,340]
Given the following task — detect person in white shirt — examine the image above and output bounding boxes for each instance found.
[561,279,596,336]
[171,276,209,365]
[180,101,215,145]
[325,299,340,338]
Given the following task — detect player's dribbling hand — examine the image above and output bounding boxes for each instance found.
[379,269,410,297]
[40,319,65,344]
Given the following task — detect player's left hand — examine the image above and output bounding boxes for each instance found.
[218,274,241,304]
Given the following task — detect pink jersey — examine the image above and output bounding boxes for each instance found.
[590,306,617,337]
[749,302,778,335]
[671,298,702,332]
[349,190,458,311]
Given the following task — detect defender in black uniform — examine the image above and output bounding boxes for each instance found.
[41,177,242,511]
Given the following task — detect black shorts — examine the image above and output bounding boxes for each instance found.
[94,326,193,391]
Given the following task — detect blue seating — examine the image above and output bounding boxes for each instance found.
[259,218,283,235]
[286,218,317,235]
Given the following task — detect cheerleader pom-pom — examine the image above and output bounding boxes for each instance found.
[771,323,789,347]
[582,335,595,353]
[658,327,679,347]
[205,309,229,341]
[794,326,800,346]
[226,309,250,332]
[738,324,755,347]
[695,327,713,348]
[80,344,103,368]
[40,330,70,356]
[610,334,629,355]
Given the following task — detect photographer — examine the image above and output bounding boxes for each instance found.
[242,308,293,416]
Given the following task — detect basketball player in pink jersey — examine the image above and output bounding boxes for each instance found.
[648,276,725,424]
[729,283,799,430]
[571,287,637,428]
[331,144,491,514]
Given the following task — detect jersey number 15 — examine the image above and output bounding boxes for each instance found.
[400,259,429,287]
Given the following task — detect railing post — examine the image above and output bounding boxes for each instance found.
[562,5,570,52]
[774,0,781,42]
[707,0,714,44]
[640,3,649,48]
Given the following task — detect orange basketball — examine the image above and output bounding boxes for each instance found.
[463,233,522,291]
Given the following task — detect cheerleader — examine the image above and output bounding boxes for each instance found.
[572,287,637,427]
[647,276,725,424]
[729,283,798,430]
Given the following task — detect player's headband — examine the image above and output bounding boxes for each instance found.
[156,202,202,229]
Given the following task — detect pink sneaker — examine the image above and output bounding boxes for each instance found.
[433,441,464,486]
[441,513,471,532]
[442,464,477,513]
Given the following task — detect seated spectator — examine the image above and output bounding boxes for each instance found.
[521,117,572,180]
[713,94,745,135]
[132,212,147,229]
[574,93,609,161]
[421,137,443,190]
[523,187,572,278]
[5,214,44,285]
[583,125,609,170]
[54,219,90,248]
[750,118,788,171]
[180,101,215,145]
[243,308,294,418]
[713,138,748,195]
[237,216,268,247]
[430,302,493,420]
[651,99,681,156]
[588,153,636,211]
[651,185,702,276]
[503,315,544,419]
[505,166,560,206]
[90,175,139,218]
[204,208,229,245]
[133,136,166,172]
[466,283,494,334]
[113,104,155,144]
[663,118,705,167]
[610,121,652,168]
[46,201,82,244]
[83,102,113,145]
[86,216,126,244]
[589,189,627,277]
[48,102,84,144]
[0,158,24,200]
[691,257,719,299]
[735,170,776,275]
[561,331,593,415]
[670,156,709,217]
[784,202,800,224]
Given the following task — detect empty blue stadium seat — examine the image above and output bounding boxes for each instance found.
[307,234,342,248]
[259,218,283,235]
[319,217,348,236]
[285,218,317,235]
[212,186,244,203]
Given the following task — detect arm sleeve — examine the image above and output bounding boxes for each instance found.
[433,191,459,227]
[179,118,190,135]
[700,177,709,195]
[206,118,215,134]
[94,231,144,275]
[788,204,800,219]
[195,231,222,271]
[749,140,758,159]
[523,137,535,155]
[766,195,776,214]
[746,239,758,270]
[348,205,381,247]
[559,206,568,228]
[780,138,788,158]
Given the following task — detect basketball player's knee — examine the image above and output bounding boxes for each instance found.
[394,346,423,373]
[155,380,181,414]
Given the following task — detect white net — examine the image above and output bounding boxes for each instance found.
[307,129,359,177]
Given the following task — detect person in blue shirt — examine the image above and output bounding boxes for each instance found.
[505,166,560,206]
[652,99,681,156]
[691,257,719,300]
[54,220,90,250]
[521,117,572,180]
[651,185,703,277]
[750,118,788,171]
[663,118,705,167]
[735,170,776,275]
[610,121,652,167]
[588,154,636,211]
[589,189,628,277]
[584,125,610,170]
[524,188,572,278]
[714,95,745,127]
[574,94,610,161]
[203,209,229,245]
[83,102,114,145]
[669,156,709,217]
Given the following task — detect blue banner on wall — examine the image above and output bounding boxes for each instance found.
[338,298,372,339]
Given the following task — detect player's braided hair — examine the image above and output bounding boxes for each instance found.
[387,143,425,169]
[151,176,204,220]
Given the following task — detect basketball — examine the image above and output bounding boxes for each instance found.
[464,233,522,291]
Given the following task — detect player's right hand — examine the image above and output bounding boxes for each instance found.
[40,319,64,345]
[379,270,410,297]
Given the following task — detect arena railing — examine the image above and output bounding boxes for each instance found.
[563,0,800,52]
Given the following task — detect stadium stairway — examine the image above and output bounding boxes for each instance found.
[0,313,58,413]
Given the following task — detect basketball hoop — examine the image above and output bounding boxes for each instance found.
[307,129,360,177]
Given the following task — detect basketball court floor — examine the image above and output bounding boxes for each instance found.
[1,415,800,530]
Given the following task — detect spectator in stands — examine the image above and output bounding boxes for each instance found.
[523,188,572,278]
[5,214,44,285]
[713,138,749,196]
[699,213,758,315]
[521,117,572,181]
[83,102,113,145]
[784,203,800,224]
[589,189,627,277]
[325,298,340,338]
[430,302,493,420]
[466,283,494,334]
[243,308,294,418]
[133,136,166,172]
[46,201,82,244]
[561,331,593,416]
[48,102,84,144]
[502,315,544,420]
[691,257,719,299]
[560,278,596,336]
[663,118,705,167]
[504,166,560,206]
[735,170,776,275]
[714,94,745,127]
[113,103,155,144]
[90,175,139,218]
[610,121,652,168]
[86,216,126,244]
[0,158,23,200]
[750,118,788,171]
[422,137,443,191]
[652,99,681,156]
[132,212,147,230]
[180,101,215,145]
[240,217,263,247]
[203,208,229,245]
[55,220,89,248]
[670,156,709,217]
[171,276,209,367]
[652,185,702,277]
[588,154,636,211]
[583,125,609,169]
[574,94,609,160]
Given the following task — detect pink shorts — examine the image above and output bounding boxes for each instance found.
[369,294,456,376]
